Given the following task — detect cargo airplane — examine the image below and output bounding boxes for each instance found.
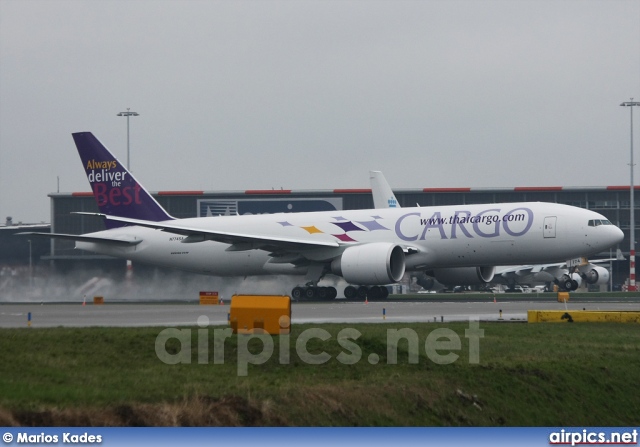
[21,133,624,300]
[370,170,621,293]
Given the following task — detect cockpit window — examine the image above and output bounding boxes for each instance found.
[588,219,613,227]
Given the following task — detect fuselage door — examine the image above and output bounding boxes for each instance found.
[544,216,557,238]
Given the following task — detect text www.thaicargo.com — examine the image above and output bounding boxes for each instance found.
[421,212,528,226]
[155,317,484,376]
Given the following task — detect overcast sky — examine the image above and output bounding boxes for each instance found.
[1,0,639,223]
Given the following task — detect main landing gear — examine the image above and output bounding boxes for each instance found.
[290,285,389,301]
[291,286,338,301]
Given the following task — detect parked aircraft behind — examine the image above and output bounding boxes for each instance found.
[493,251,624,292]
[21,133,624,300]
[370,170,400,209]
[419,259,615,293]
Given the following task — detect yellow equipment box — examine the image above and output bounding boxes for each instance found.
[230,295,291,335]
[93,296,104,305]
[528,310,640,323]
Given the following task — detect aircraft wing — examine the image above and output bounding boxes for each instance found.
[496,265,536,275]
[16,232,142,246]
[589,250,626,263]
[73,213,340,251]
[495,263,564,280]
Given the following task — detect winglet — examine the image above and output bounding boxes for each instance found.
[72,132,173,228]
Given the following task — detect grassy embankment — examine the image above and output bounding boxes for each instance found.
[0,322,638,426]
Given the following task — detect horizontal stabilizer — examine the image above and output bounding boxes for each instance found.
[16,232,142,246]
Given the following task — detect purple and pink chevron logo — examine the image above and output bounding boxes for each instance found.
[277,216,390,242]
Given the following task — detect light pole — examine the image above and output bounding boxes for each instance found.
[117,108,139,170]
[621,99,640,292]
[28,239,33,288]
[117,108,139,279]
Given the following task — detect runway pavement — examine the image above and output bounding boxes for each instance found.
[1,299,639,328]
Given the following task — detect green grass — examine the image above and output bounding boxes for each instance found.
[0,322,639,426]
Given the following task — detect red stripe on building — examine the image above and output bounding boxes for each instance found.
[606,186,640,191]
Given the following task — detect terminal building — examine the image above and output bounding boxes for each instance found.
[36,184,632,289]
[0,217,50,266]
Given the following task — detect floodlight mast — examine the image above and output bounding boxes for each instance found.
[621,99,640,291]
[116,108,139,277]
[116,108,139,170]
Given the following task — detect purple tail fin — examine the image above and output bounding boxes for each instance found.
[72,132,173,229]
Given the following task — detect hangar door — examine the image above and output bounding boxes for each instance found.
[543,216,556,238]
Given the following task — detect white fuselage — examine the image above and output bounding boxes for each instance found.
[76,202,623,277]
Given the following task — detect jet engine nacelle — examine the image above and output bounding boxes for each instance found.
[331,242,405,285]
[428,266,496,286]
[582,266,610,285]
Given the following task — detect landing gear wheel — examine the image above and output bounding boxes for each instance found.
[563,279,574,291]
[368,286,382,301]
[305,287,317,299]
[357,286,368,299]
[381,286,389,299]
[317,287,328,300]
[328,287,337,300]
[292,287,304,300]
[344,286,357,300]
[571,280,579,291]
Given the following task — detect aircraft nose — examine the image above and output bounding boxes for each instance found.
[613,225,624,245]
[601,224,625,249]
